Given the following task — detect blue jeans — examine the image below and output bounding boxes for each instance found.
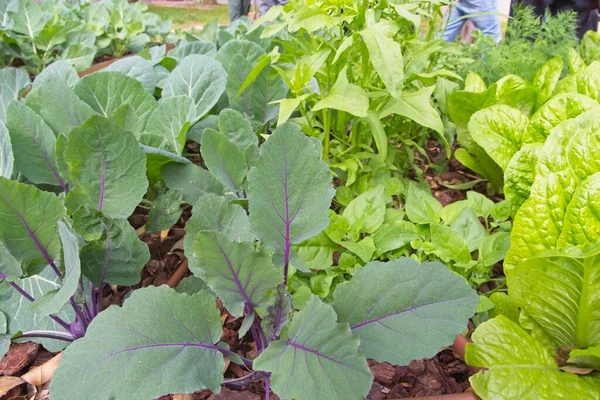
[258,0,288,16]
[442,0,501,43]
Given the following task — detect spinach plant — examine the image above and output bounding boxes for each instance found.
[290,177,511,301]
[466,110,600,399]
[245,0,457,176]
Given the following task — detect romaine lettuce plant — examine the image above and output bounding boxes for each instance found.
[449,57,600,208]
[466,110,600,399]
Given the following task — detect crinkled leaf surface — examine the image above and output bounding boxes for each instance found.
[466,316,600,400]
[0,120,13,179]
[106,56,157,94]
[140,96,195,155]
[0,67,30,123]
[0,178,64,274]
[312,67,368,117]
[192,231,281,317]
[333,258,478,365]
[503,143,542,215]
[247,123,334,266]
[162,54,227,119]
[508,253,600,349]
[25,77,96,136]
[0,267,73,352]
[161,163,225,205]
[532,56,564,105]
[6,101,66,187]
[64,116,148,219]
[525,93,600,144]
[262,284,292,339]
[200,129,248,194]
[50,286,224,399]
[468,105,528,170]
[80,217,150,286]
[254,295,373,400]
[506,111,600,268]
[30,220,81,316]
[185,193,252,270]
[74,71,157,123]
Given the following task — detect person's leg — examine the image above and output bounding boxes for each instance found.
[443,4,467,42]
[575,8,599,37]
[553,0,599,38]
[259,0,273,15]
[229,0,242,21]
[462,0,501,42]
[242,0,251,16]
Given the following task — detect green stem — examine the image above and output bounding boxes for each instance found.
[323,109,330,160]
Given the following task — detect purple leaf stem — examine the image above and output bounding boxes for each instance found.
[265,375,271,400]
[17,330,74,342]
[0,270,72,332]
[282,148,291,285]
[89,282,97,317]
[95,222,112,317]
[249,323,262,352]
[69,298,89,328]
[98,137,106,211]
[253,314,268,350]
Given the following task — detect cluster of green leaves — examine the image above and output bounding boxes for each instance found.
[244,0,459,182]
[0,23,285,355]
[0,18,483,399]
[291,180,511,300]
[0,0,171,74]
[459,4,578,84]
[449,52,600,199]
[466,110,600,399]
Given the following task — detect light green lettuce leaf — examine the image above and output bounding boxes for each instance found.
[503,143,542,215]
[467,316,600,400]
[525,93,600,144]
[506,111,600,268]
[467,105,529,170]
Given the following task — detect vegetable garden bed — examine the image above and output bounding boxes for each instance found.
[2,1,600,400]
